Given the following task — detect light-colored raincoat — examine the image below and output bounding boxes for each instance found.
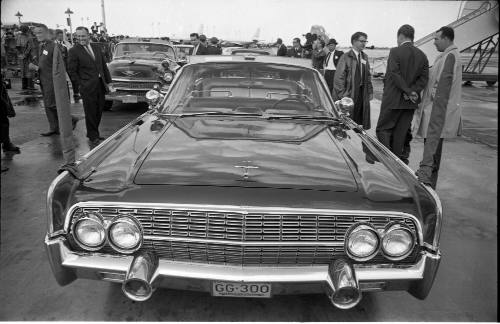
[412,44,462,139]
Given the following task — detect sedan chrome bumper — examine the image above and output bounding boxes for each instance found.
[45,235,440,308]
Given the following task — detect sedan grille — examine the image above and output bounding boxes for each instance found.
[112,81,160,90]
[70,206,420,265]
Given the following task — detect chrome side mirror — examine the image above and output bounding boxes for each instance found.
[335,97,354,117]
[145,89,164,111]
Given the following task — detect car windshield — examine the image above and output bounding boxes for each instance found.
[231,49,270,55]
[114,43,175,60]
[160,62,336,117]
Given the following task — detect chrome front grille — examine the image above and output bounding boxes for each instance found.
[69,205,420,265]
[112,81,159,90]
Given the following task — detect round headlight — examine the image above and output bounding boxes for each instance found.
[381,223,415,260]
[163,72,173,82]
[345,223,380,261]
[72,212,106,251]
[108,215,142,253]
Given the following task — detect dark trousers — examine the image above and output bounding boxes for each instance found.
[376,108,414,164]
[44,105,78,133]
[0,111,10,145]
[352,86,364,125]
[70,79,79,95]
[21,77,34,89]
[81,81,105,141]
[44,106,59,132]
[423,138,444,190]
[324,70,335,94]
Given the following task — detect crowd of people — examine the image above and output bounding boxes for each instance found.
[1,22,463,188]
[1,22,116,171]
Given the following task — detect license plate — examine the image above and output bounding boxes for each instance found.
[122,95,138,103]
[212,282,271,298]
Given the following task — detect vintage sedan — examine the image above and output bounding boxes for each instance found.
[105,38,180,104]
[45,55,442,309]
[173,44,193,61]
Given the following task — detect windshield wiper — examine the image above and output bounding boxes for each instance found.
[158,112,264,118]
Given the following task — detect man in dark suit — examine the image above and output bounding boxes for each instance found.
[68,26,111,145]
[323,38,343,94]
[189,33,208,55]
[207,37,222,55]
[287,38,304,58]
[376,24,429,164]
[275,38,287,56]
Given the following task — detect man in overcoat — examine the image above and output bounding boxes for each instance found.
[31,24,77,164]
[375,25,429,164]
[32,25,78,137]
[333,31,373,129]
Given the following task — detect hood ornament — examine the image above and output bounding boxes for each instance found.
[234,161,259,180]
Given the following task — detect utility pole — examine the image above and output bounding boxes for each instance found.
[65,8,74,41]
[15,11,23,25]
[101,0,107,32]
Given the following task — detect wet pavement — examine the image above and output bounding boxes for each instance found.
[0,78,497,321]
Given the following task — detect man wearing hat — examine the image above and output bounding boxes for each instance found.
[275,38,287,56]
[207,37,222,55]
[323,39,343,94]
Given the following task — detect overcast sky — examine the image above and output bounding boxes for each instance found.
[2,0,463,47]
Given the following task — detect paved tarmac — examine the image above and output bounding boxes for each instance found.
[0,78,497,321]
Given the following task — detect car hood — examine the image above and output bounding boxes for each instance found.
[133,119,358,192]
[108,59,161,79]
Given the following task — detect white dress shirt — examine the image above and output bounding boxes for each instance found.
[324,51,337,70]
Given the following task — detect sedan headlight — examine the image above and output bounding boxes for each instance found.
[72,212,106,251]
[163,72,174,82]
[381,223,415,260]
[107,215,143,253]
[345,223,380,261]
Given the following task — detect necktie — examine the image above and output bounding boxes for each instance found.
[358,52,363,81]
[325,52,332,68]
[358,52,363,80]
[354,51,361,88]
[85,44,95,60]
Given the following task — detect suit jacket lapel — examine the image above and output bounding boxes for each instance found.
[79,43,99,70]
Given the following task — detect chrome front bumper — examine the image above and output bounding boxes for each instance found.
[45,235,440,303]
[105,92,147,103]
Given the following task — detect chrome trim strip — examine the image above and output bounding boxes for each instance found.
[111,78,160,83]
[46,171,69,235]
[421,184,443,249]
[64,201,424,246]
[143,235,344,247]
[112,88,152,91]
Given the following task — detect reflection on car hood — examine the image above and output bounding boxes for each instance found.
[134,119,358,192]
[108,59,161,79]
